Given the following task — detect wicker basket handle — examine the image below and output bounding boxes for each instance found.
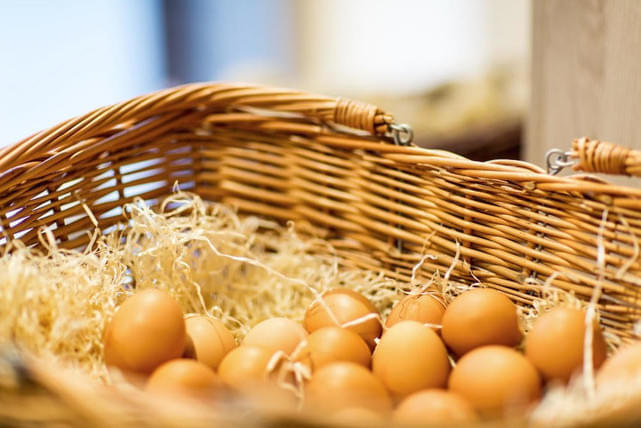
[570,138,641,177]
[0,84,400,172]
[221,88,394,135]
[333,98,394,135]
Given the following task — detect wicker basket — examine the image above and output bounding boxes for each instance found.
[2,82,641,426]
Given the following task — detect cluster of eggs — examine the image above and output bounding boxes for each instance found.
[103,287,637,424]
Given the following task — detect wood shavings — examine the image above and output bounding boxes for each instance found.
[0,191,404,381]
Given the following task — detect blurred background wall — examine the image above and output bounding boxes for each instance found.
[0,1,166,144]
[528,0,641,171]
[0,0,529,160]
[293,0,528,96]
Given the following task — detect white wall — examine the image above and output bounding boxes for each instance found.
[294,0,530,95]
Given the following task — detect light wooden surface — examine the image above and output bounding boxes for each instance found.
[527,0,641,182]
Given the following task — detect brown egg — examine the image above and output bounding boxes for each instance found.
[526,307,607,383]
[146,359,220,397]
[372,321,450,398]
[242,317,307,355]
[218,345,280,390]
[441,288,521,356]
[217,346,297,413]
[386,294,446,329]
[104,289,186,374]
[295,326,371,371]
[304,288,381,348]
[598,342,641,384]
[184,316,236,370]
[393,389,478,425]
[448,345,541,416]
[305,361,392,414]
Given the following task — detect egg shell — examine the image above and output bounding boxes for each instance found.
[386,294,446,330]
[305,361,392,415]
[146,358,221,397]
[597,342,641,384]
[242,317,307,355]
[393,389,478,425]
[330,407,382,425]
[103,319,129,370]
[372,321,450,398]
[525,307,607,383]
[184,316,236,370]
[448,345,541,416]
[218,345,280,390]
[236,383,300,417]
[104,289,186,374]
[295,326,371,371]
[441,288,521,356]
[304,288,381,349]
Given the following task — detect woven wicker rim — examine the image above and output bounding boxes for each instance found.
[2,82,641,344]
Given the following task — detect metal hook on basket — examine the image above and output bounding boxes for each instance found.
[545,149,575,175]
[389,123,414,146]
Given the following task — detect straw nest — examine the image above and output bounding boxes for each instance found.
[0,191,640,427]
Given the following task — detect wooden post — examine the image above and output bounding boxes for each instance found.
[527,0,641,181]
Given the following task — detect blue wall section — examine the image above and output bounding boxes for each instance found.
[0,0,166,144]
[164,0,294,83]
[0,0,295,145]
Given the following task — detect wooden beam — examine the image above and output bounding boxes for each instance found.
[527,0,641,183]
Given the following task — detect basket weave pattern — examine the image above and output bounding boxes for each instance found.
[2,83,641,343]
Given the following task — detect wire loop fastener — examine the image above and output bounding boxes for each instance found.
[389,123,414,146]
[545,149,575,175]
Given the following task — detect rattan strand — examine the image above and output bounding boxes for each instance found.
[572,137,641,177]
